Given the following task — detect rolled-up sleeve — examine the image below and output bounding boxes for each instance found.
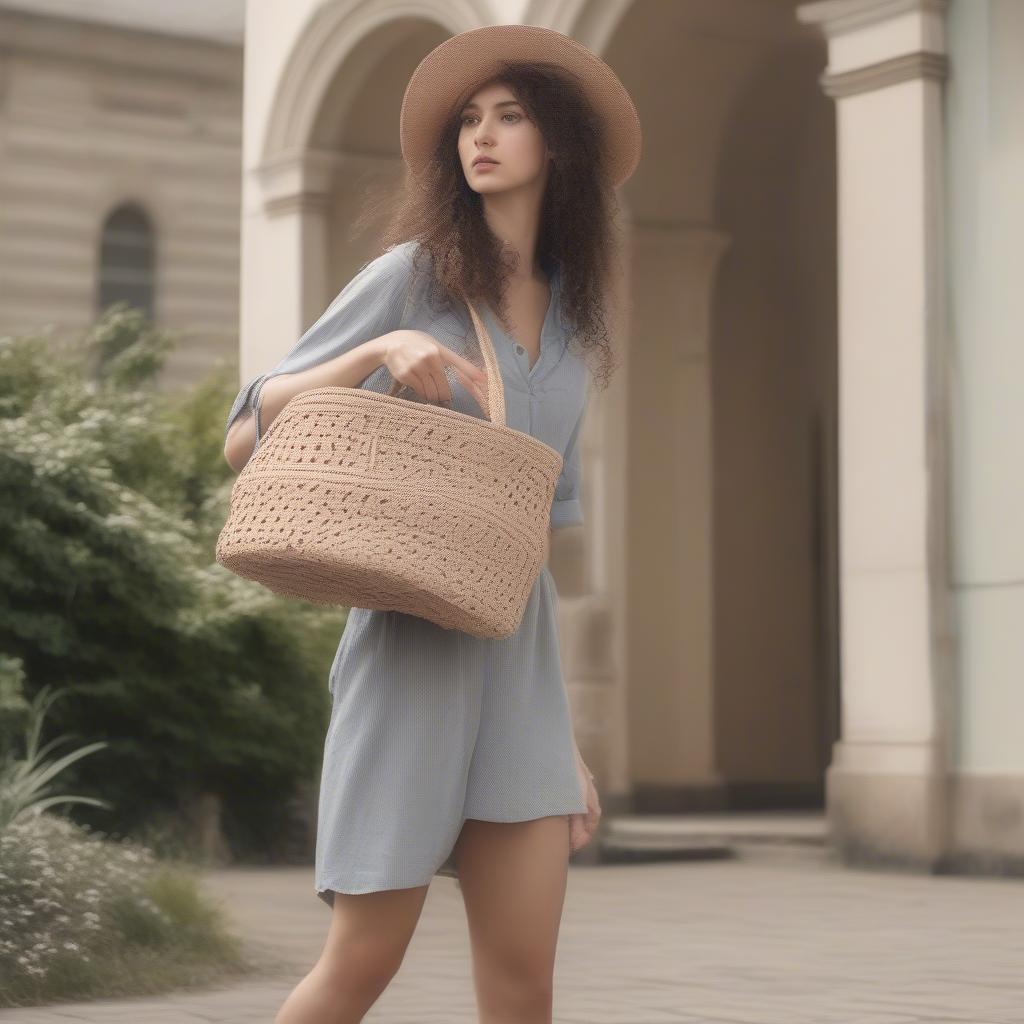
[550,406,585,528]
[224,241,417,454]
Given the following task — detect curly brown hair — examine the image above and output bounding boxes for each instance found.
[353,60,624,390]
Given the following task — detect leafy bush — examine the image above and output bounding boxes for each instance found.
[0,812,255,1007]
[0,305,346,861]
[0,661,259,1005]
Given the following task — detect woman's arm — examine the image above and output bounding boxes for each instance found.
[223,333,393,474]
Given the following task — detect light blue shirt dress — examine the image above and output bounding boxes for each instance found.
[223,240,589,905]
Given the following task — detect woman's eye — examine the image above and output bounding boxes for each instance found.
[460,112,521,126]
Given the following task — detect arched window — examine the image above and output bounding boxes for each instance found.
[97,203,156,320]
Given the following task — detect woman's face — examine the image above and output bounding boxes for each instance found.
[457,81,551,195]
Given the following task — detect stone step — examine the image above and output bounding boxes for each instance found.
[597,810,829,864]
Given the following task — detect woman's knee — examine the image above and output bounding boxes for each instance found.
[474,956,554,1022]
[318,934,405,995]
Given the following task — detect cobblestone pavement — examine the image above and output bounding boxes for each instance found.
[3,845,1024,1023]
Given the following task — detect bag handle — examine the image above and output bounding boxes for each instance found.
[386,295,506,427]
[462,295,506,426]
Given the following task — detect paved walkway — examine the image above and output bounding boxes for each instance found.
[4,844,1024,1023]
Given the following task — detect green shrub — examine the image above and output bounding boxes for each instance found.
[0,305,346,861]
[0,812,254,1007]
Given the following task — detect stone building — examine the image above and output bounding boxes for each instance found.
[236,0,1022,876]
[3,0,1021,875]
[0,1,245,389]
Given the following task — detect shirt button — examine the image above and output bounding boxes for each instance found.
[515,345,524,354]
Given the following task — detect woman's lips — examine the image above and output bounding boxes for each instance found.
[473,160,499,170]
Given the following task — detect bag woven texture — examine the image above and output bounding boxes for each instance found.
[215,295,562,639]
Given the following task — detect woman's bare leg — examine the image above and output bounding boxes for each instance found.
[273,884,431,1024]
[454,815,571,1024]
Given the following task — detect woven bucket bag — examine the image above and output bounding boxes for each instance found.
[214,296,562,639]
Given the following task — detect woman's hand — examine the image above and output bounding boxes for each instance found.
[569,749,602,854]
[381,330,488,410]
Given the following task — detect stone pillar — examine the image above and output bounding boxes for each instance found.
[795,0,954,868]
[626,223,731,809]
[241,148,340,378]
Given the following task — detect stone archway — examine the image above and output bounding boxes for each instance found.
[575,0,838,820]
[239,1,491,380]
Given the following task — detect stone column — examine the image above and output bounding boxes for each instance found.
[626,223,731,809]
[240,148,341,378]
[795,0,954,868]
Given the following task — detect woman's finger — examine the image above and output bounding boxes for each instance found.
[569,814,590,853]
[397,369,430,400]
[430,370,453,404]
[418,361,441,404]
[441,346,488,388]
[453,366,488,413]
[568,796,600,852]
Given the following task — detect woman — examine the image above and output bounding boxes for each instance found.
[223,24,640,1024]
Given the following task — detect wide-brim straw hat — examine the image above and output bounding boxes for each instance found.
[399,24,641,189]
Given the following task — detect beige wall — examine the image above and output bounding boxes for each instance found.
[946,0,1024,775]
[944,0,1024,864]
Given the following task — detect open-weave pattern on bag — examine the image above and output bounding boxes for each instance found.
[215,297,562,639]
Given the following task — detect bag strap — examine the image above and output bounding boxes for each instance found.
[460,295,506,427]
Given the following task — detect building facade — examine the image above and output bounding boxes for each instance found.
[0,4,244,389]
[5,0,1021,875]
